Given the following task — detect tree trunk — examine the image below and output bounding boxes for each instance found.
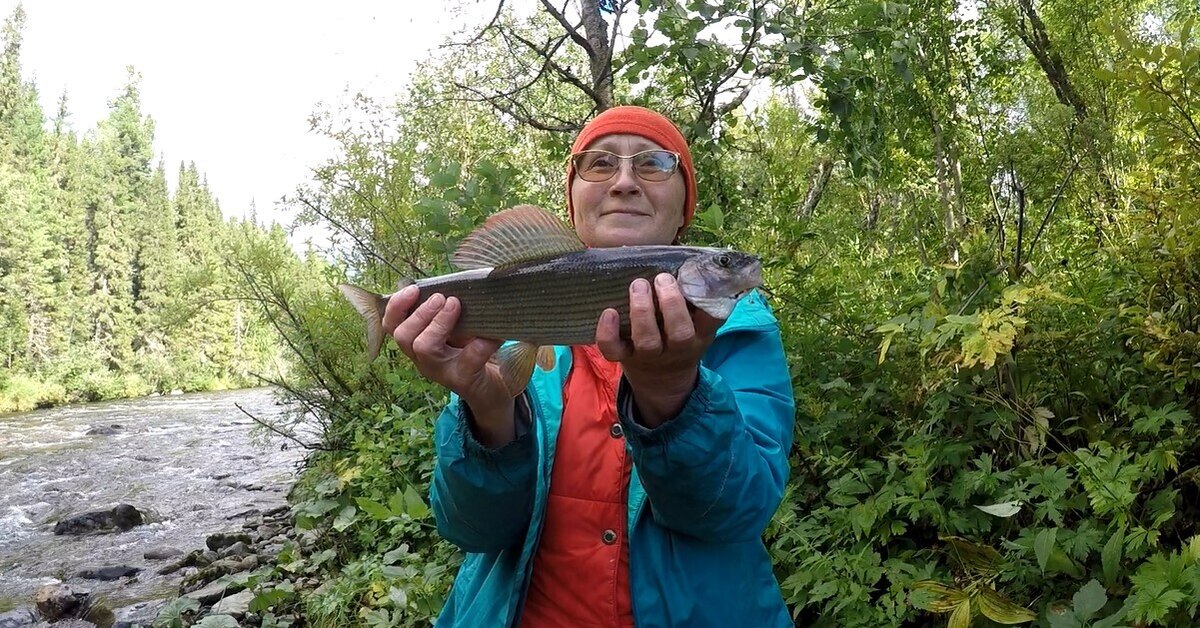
[929,105,963,263]
[577,0,614,111]
[798,157,833,219]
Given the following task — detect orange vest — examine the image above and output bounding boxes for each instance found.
[520,345,635,627]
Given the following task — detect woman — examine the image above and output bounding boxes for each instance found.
[382,106,795,627]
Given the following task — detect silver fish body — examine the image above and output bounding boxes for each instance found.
[338,205,761,395]
[402,245,761,346]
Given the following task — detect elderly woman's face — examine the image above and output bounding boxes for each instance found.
[570,134,687,249]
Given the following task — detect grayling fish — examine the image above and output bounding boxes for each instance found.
[339,205,762,395]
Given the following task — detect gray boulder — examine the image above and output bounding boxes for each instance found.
[205,532,251,552]
[75,565,141,580]
[53,505,144,535]
[34,584,87,621]
[0,607,37,628]
[143,546,184,560]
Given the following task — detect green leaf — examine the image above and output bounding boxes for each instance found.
[355,497,393,521]
[1036,528,1058,573]
[1073,579,1107,619]
[1102,526,1125,586]
[1046,606,1083,628]
[332,504,358,532]
[249,587,295,613]
[1046,546,1084,578]
[382,543,410,565]
[154,597,200,627]
[403,485,430,519]
[388,490,407,516]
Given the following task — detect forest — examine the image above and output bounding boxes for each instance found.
[4,0,1200,625]
[0,9,296,413]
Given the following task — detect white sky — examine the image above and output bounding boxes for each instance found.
[3,1,484,244]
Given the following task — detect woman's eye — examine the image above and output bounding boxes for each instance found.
[636,152,674,171]
[589,156,616,169]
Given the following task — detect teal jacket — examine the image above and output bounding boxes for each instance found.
[430,291,795,627]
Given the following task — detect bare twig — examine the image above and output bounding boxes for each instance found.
[235,402,328,451]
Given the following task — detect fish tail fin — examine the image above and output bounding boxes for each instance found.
[496,342,556,396]
[338,283,390,361]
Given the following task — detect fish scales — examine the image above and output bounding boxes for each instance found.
[411,247,691,345]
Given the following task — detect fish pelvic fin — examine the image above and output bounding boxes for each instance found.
[496,342,555,397]
[338,283,390,361]
[451,205,584,271]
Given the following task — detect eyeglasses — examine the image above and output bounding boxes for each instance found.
[570,149,681,183]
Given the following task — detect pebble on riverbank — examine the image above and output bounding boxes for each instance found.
[148,503,310,627]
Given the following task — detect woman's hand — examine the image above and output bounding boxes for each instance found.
[383,286,517,447]
[596,273,723,428]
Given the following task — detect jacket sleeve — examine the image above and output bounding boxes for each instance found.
[617,321,795,543]
[429,393,537,553]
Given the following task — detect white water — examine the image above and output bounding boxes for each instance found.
[0,388,307,609]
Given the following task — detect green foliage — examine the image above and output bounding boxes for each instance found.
[188,1,1200,627]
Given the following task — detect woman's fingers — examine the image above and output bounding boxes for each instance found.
[411,296,462,358]
[595,308,629,362]
[654,273,695,346]
[627,278,663,355]
[393,293,445,355]
[382,285,420,335]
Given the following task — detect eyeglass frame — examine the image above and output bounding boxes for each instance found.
[568,149,683,183]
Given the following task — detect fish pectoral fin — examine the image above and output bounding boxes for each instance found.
[450,205,584,271]
[536,345,557,372]
[338,283,391,361]
[496,342,542,397]
[686,295,739,320]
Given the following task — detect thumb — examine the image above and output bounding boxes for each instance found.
[458,338,503,374]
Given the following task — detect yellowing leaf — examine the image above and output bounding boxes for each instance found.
[976,586,1037,624]
[948,599,972,628]
[943,536,1004,575]
[911,580,968,613]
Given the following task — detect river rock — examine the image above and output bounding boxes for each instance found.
[144,545,185,560]
[210,590,255,617]
[53,505,144,535]
[157,549,211,575]
[0,607,37,627]
[112,599,166,627]
[261,505,289,518]
[85,424,123,436]
[220,541,251,559]
[182,578,245,604]
[31,620,97,628]
[34,584,88,621]
[75,565,141,580]
[206,532,252,552]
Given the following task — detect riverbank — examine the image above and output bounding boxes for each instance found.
[0,372,255,415]
[0,388,305,626]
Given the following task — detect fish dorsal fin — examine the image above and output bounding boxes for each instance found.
[451,205,584,270]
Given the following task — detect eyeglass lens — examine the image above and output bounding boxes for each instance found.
[574,150,678,182]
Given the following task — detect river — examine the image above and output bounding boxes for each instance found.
[0,388,306,616]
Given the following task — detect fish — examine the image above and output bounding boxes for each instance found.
[339,205,762,395]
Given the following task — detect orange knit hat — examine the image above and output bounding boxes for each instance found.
[566,106,697,230]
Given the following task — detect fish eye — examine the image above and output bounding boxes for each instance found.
[717,253,731,267]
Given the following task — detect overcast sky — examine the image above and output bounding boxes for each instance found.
[3,1,483,243]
